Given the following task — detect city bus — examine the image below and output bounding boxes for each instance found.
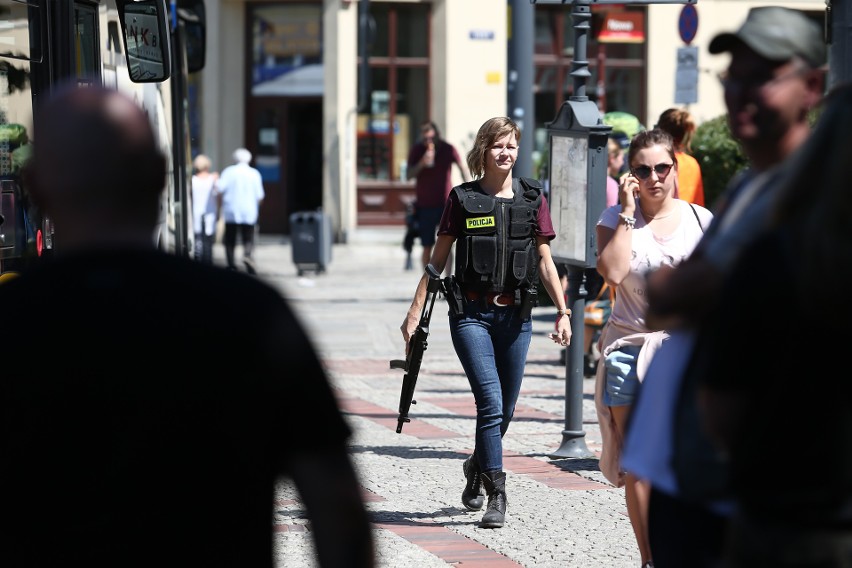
[0,0,205,279]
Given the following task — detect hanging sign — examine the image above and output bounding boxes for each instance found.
[598,11,645,44]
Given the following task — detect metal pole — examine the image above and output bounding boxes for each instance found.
[549,0,594,459]
[508,0,535,177]
[569,0,591,100]
[357,0,371,113]
[549,265,594,458]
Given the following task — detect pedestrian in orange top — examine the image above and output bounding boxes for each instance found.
[657,108,705,207]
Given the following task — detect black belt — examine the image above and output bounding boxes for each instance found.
[464,289,516,306]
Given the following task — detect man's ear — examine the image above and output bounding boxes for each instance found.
[804,69,827,110]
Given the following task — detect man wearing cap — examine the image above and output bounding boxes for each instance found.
[621,6,826,567]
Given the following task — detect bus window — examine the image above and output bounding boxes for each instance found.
[74,3,99,85]
[0,0,38,62]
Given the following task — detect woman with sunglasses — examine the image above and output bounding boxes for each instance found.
[593,128,713,568]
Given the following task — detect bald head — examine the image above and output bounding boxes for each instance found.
[28,86,167,240]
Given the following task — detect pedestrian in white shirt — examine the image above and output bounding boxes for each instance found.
[217,148,264,273]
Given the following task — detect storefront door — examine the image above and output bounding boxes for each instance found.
[247,97,322,234]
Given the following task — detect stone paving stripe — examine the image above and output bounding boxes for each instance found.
[423,396,558,423]
[374,522,523,567]
[509,403,558,422]
[324,358,395,374]
[360,486,386,503]
[503,451,610,491]
[273,523,308,533]
[335,390,462,439]
[419,395,475,416]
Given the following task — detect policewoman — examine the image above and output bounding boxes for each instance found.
[401,117,570,529]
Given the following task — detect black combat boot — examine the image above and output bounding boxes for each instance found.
[462,455,485,510]
[479,470,507,528]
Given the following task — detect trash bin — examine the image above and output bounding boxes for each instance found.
[290,210,332,276]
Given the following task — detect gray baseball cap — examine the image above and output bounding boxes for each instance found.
[709,6,826,68]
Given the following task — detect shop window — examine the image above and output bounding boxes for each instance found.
[533,5,646,173]
[357,3,429,183]
[250,4,322,96]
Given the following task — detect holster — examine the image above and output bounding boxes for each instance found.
[517,285,538,321]
[444,276,465,316]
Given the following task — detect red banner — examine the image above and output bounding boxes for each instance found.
[598,11,645,44]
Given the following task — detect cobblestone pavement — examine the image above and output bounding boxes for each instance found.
[221,228,639,568]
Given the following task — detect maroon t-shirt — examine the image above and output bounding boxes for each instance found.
[437,183,556,240]
[408,139,462,208]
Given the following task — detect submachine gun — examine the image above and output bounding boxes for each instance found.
[389,264,444,433]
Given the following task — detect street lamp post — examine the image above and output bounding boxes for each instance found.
[508,0,535,178]
[544,0,609,459]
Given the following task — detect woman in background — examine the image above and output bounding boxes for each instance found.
[606,135,626,207]
[191,154,219,265]
[657,108,704,206]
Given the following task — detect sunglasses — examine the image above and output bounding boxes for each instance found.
[631,163,674,180]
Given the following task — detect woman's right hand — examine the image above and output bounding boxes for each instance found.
[400,311,419,349]
[619,172,638,215]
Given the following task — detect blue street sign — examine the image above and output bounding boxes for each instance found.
[678,4,698,45]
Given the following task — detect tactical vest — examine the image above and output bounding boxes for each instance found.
[453,177,542,293]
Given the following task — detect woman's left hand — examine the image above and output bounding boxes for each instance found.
[549,314,572,346]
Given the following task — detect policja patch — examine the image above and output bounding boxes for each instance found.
[466,216,496,229]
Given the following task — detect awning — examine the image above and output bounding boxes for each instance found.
[252,64,323,97]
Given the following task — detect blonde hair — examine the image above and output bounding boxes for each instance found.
[193,154,211,172]
[466,117,521,180]
[657,108,696,153]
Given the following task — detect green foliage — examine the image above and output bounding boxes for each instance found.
[690,115,748,208]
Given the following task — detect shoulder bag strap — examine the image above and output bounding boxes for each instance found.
[688,202,704,233]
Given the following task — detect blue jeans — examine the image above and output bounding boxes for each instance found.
[450,302,532,473]
[603,344,642,407]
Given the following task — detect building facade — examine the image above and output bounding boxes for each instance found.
[196,0,824,241]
